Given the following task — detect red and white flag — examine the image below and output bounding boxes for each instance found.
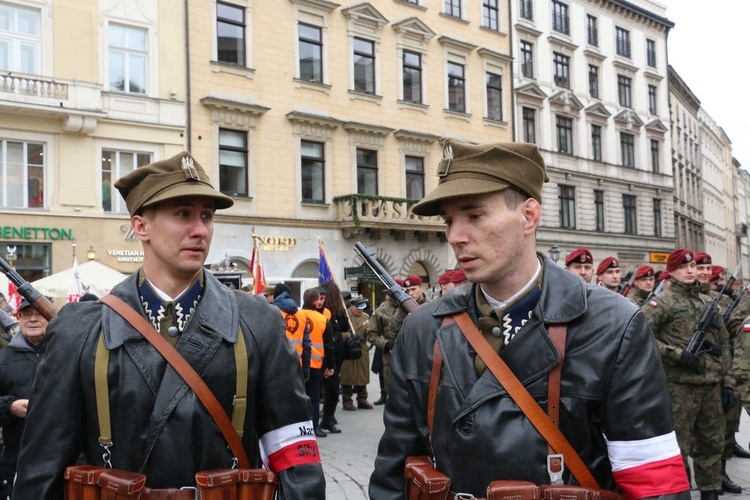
[67,258,83,303]
[7,281,21,318]
[250,232,266,295]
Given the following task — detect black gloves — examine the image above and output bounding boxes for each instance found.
[701,340,723,357]
[722,387,734,412]
[678,349,703,374]
[385,340,395,353]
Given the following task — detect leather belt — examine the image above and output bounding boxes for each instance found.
[143,488,196,500]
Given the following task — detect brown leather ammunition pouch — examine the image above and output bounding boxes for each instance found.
[483,481,626,500]
[194,468,277,500]
[64,466,277,500]
[64,466,146,499]
[404,456,451,500]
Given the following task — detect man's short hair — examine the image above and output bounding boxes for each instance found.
[303,288,320,304]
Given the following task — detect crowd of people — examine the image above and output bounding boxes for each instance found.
[0,140,749,500]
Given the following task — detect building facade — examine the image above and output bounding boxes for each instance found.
[0,0,516,304]
[0,0,186,298]
[511,0,676,273]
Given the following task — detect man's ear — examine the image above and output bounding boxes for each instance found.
[522,198,541,235]
[131,215,150,243]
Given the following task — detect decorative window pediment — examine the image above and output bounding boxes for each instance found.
[515,23,542,38]
[344,121,395,137]
[477,47,512,63]
[438,35,478,53]
[289,0,340,12]
[342,3,388,32]
[392,17,436,42]
[645,118,668,135]
[516,83,547,102]
[549,90,583,113]
[614,109,644,130]
[548,33,578,52]
[394,129,441,143]
[200,95,270,129]
[583,48,606,62]
[286,110,342,139]
[613,58,638,76]
[584,102,611,121]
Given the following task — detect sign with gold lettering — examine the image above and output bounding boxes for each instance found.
[258,236,297,252]
[650,252,669,264]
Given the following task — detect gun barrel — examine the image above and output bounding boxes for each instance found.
[0,256,57,321]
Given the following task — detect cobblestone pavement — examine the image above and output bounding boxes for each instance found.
[319,379,750,499]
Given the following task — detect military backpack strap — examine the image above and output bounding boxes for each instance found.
[232,326,248,438]
[99,294,250,469]
[94,332,114,467]
[451,312,600,489]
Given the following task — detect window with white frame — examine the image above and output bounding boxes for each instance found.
[402,50,422,103]
[648,84,657,115]
[485,72,502,121]
[586,15,598,46]
[556,115,573,155]
[520,41,533,78]
[522,107,536,144]
[447,61,465,113]
[101,149,151,213]
[483,0,499,31]
[405,156,424,199]
[646,39,657,68]
[620,132,635,167]
[298,22,322,83]
[108,23,147,94]
[623,194,637,234]
[216,2,245,65]
[553,52,570,88]
[588,64,599,98]
[356,148,378,195]
[353,37,375,94]
[650,139,660,173]
[444,0,462,18]
[617,74,632,108]
[1,139,44,209]
[616,27,631,58]
[0,2,40,73]
[558,185,576,229]
[594,189,605,231]
[519,0,533,20]
[301,140,325,203]
[551,1,569,34]
[591,124,602,161]
[219,128,248,197]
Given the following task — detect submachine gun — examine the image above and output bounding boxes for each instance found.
[681,260,741,373]
[722,282,750,325]
[0,256,56,321]
[354,242,420,314]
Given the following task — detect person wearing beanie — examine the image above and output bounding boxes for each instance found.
[13,152,325,498]
[564,247,594,283]
[370,139,688,500]
[626,265,655,308]
[642,249,733,498]
[596,256,621,292]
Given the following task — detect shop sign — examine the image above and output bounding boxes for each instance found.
[650,252,669,263]
[257,236,297,252]
[1,226,73,240]
[108,249,144,263]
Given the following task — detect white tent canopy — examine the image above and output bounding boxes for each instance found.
[31,260,128,298]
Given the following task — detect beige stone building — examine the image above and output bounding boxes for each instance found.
[0,0,514,303]
[0,0,185,298]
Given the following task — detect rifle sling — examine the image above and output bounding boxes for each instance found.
[429,312,599,489]
[96,294,250,468]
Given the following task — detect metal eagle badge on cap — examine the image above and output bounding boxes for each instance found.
[181,155,200,180]
[685,252,692,261]
[438,144,454,177]
[579,255,586,263]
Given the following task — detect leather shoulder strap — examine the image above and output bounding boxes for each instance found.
[452,312,599,489]
[99,294,250,469]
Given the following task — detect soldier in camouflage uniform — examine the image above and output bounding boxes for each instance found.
[626,265,655,308]
[642,249,732,500]
[367,276,427,399]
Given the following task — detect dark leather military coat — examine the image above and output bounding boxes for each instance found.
[13,271,325,499]
[370,256,686,500]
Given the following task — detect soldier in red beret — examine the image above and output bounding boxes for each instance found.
[626,265,655,307]
[695,253,713,286]
[596,256,621,292]
[438,269,468,295]
[643,249,733,498]
[564,247,594,283]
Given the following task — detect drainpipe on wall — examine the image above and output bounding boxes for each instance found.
[184,0,192,151]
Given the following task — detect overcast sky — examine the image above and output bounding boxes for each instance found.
[663,0,750,169]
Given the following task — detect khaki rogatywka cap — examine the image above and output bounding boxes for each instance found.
[114,151,234,216]
[411,139,549,216]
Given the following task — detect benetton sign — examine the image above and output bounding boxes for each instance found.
[1,226,73,240]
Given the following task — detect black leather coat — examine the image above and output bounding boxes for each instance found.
[13,271,325,499]
[370,257,687,500]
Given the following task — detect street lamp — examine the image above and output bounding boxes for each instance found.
[87,246,97,261]
[5,246,16,268]
[549,244,561,264]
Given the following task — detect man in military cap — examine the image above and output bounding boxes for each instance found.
[370,139,688,499]
[14,152,325,497]
[596,256,621,292]
[626,265,655,307]
[367,275,426,401]
[340,297,372,411]
[564,247,594,283]
[642,249,731,499]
